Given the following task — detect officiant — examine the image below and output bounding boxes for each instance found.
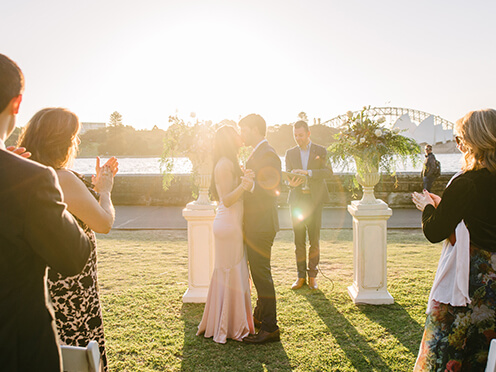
[285,120,333,290]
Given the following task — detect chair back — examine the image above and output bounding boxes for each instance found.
[61,340,101,372]
[486,339,496,372]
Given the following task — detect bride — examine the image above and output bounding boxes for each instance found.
[197,125,255,343]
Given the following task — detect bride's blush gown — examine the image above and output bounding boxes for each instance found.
[197,198,255,343]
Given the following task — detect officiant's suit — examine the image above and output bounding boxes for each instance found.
[0,148,91,371]
[244,140,281,333]
[285,142,332,280]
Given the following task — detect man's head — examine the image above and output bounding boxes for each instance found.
[238,114,266,147]
[293,120,310,149]
[0,54,24,139]
[425,144,432,155]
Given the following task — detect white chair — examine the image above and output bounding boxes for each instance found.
[485,339,496,372]
[60,340,101,372]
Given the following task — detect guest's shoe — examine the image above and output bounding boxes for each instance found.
[243,329,280,344]
[291,278,306,290]
[308,277,318,290]
[253,317,262,329]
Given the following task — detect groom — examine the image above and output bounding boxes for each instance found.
[239,114,281,344]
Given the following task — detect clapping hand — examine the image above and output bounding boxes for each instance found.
[6,146,31,158]
[412,190,435,211]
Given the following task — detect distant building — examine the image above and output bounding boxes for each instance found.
[393,114,452,145]
[80,122,106,134]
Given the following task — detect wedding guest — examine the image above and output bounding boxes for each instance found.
[285,120,333,290]
[197,125,255,343]
[412,109,496,371]
[421,144,439,192]
[0,54,91,371]
[19,108,118,372]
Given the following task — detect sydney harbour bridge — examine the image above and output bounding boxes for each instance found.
[322,107,455,130]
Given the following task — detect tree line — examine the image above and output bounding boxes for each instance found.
[6,111,339,157]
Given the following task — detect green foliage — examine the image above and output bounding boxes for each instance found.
[5,126,22,147]
[328,106,421,177]
[108,111,123,127]
[160,115,215,191]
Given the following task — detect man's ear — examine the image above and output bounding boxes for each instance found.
[11,94,23,115]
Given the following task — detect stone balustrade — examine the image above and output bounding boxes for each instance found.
[98,173,455,208]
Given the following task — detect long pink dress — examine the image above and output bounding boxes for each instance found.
[197,198,255,343]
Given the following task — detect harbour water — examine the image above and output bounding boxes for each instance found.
[73,153,463,175]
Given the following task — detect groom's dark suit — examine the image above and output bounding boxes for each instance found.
[0,148,91,371]
[244,140,281,333]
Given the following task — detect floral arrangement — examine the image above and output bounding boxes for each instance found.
[327,106,420,176]
[160,113,215,191]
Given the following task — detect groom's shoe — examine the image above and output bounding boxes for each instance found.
[243,329,280,344]
[308,277,318,290]
[291,278,306,290]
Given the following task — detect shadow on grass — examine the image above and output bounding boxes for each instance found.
[179,303,292,372]
[302,290,393,372]
[358,303,424,356]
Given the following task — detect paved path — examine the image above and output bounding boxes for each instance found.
[113,206,422,230]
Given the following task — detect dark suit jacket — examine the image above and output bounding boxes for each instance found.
[285,142,333,206]
[0,149,91,372]
[243,141,281,233]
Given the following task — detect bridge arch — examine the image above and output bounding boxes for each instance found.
[322,107,455,129]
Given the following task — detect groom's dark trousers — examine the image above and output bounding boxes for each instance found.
[244,141,281,333]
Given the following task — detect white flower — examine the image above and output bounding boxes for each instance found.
[491,254,496,271]
[346,111,353,118]
[378,116,386,124]
[375,129,383,137]
[393,127,401,133]
[356,119,361,124]
[359,137,366,144]
[471,305,495,324]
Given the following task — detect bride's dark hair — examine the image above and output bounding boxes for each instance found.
[210,125,243,201]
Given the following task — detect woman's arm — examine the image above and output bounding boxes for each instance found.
[56,168,115,233]
[421,177,475,243]
[215,159,252,208]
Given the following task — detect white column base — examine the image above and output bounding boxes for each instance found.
[347,283,394,305]
[182,287,210,303]
[347,199,394,305]
[182,203,216,303]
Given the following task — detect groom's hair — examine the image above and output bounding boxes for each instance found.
[0,54,24,113]
[294,120,309,132]
[239,114,266,137]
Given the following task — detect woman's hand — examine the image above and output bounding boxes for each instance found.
[412,190,435,211]
[428,192,442,208]
[6,146,31,158]
[93,165,114,194]
[92,156,118,185]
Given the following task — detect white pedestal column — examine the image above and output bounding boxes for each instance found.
[347,199,394,305]
[182,202,216,303]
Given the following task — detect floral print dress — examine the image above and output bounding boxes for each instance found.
[47,173,109,371]
[414,245,496,371]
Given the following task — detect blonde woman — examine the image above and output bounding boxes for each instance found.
[19,108,117,371]
[412,109,496,371]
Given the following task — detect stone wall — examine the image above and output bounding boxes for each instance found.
[102,173,455,208]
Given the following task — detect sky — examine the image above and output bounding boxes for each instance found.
[1,0,495,130]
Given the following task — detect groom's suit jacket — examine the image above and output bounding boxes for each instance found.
[0,149,91,372]
[243,140,281,233]
[285,143,333,207]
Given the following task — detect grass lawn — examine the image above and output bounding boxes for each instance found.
[96,229,440,371]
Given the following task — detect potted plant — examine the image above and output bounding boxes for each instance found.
[328,106,420,204]
[160,113,215,206]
